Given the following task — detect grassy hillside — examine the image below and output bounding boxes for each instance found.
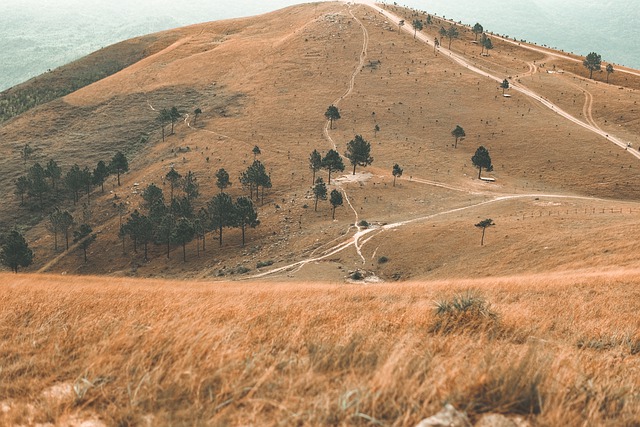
[1,1,640,283]
[1,273,638,425]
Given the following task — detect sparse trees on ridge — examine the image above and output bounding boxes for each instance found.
[412,19,423,38]
[472,23,483,41]
[583,52,602,80]
[345,135,373,175]
[1,229,33,273]
[606,63,614,83]
[481,34,493,55]
[392,164,403,187]
[325,105,341,130]
[472,146,493,179]
[475,218,495,246]
[501,79,510,95]
[446,26,459,49]
[451,125,466,148]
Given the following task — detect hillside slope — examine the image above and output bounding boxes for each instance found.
[2,1,640,281]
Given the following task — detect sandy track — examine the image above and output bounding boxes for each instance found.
[351,1,640,161]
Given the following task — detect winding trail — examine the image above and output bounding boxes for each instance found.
[251,2,637,280]
[352,0,640,160]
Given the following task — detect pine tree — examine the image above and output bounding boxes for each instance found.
[109,151,129,186]
[1,229,34,273]
[321,149,345,184]
[344,135,373,175]
[313,177,328,212]
[234,196,259,246]
[329,189,343,219]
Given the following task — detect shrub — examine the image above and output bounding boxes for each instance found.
[350,271,364,281]
[430,291,500,335]
[377,256,389,264]
[256,260,274,268]
[358,220,369,228]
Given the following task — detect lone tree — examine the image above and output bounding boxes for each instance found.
[252,145,261,159]
[313,177,328,212]
[345,134,373,175]
[475,218,495,246]
[583,52,602,80]
[193,108,202,126]
[471,146,493,179]
[392,163,403,187]
[451,125,466,148]
[472,22,483,40]
[606,63,614,83]
[73,224,96,263]
[322,149,345,184]
[235,196,259,246]
[309,149,322,186]
[324,105,341,130]
[1,229,34,273]
[329,189,343,220]
[483,36,493,54]
[109,151,128,186]
[446,26,459,49]
[215,168,232,193]
[501,79,510,95]
[412,19,423,38]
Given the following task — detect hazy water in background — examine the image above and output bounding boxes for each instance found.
[386,0,639,69]
[1,0,638,91]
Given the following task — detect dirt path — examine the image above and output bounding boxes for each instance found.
[351,1,640,161]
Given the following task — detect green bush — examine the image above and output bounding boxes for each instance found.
[430,291,500,335]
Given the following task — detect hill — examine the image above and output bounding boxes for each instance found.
[2,2,640,425]
[1,0,640,283]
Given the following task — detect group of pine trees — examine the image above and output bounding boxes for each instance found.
[121,159,263,263]
[15,145,129,210]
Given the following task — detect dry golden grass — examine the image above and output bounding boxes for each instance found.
[1,272,639,425]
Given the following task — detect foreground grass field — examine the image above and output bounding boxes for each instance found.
[1,273,639,425]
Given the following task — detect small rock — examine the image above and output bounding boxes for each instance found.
[415,404,471,427]
[475,414,530,427]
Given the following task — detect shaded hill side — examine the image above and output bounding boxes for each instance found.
[0,32,183,123]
